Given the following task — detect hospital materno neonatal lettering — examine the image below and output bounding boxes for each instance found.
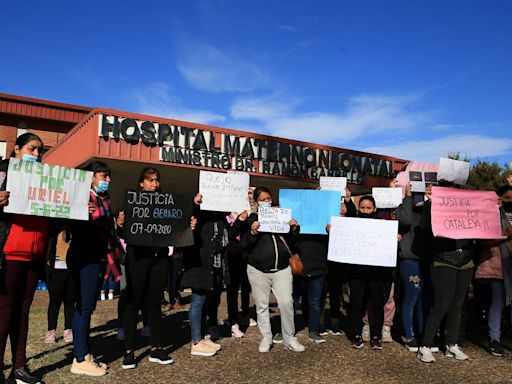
[99,114,394,183]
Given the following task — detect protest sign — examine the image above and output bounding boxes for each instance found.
[123,190,193,247]
[258,206,291,233]
[5,158,92,220]
[437,157,470,185]
[372,187,403,209]
[319,176,347,195]
[431,186,501,239]
[280,189,341,234]
[408,171,439,193]
[327,216,398,267]
[199,170,249,213]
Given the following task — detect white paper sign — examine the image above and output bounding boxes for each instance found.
[437,157,470,185]
[199,170,250,212]
[372,187,403,209]
[258,206,291,233]
[320,176,347,195]
[5,158,93,220]
[327,216,398,267]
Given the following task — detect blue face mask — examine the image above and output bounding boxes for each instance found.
[95,180,109,193]
[22,154,39,162]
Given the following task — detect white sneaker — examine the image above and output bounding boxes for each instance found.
[382,325,392,343]
[362,324,370,342]
[285,337,305,352]
[430,346,440,353]
[259,338,272,353]
[445,344,469,360]
[100,292,105,301]
[417,346,436,363]
[231,324,244,338]
[191,340,217,357]
[108,291,114,300]
[249,318,257,327]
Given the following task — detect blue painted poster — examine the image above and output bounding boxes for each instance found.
[279,189,342,234]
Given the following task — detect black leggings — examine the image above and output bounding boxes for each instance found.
[123,252,168,350]
[348,265,391,340]
[422,265,473,347]
[47,269,75,330]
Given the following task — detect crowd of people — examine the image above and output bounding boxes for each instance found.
[0,132,511,384]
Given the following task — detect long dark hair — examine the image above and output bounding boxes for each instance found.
[10,132,43,157]
[253,186,271,202]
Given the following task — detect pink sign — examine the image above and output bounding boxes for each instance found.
[431,187,501,239]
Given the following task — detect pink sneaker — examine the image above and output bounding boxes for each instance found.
[45,330,57,344]
[63,329,73,343]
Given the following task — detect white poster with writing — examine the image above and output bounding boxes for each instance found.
[320,176,347,195]
[258,206,291,233]
[5,158,93,220]
[437,157,470,185]
[199,170,250,212]
[327,216,398,267]
[372,187,403,209]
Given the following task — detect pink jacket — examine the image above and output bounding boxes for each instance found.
[476,246,503,280]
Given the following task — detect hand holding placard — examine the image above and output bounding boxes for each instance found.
[372,187,403,209]
[258,206,292,233]
[199,170,249,212]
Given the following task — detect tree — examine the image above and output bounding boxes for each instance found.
[466,159,510,190]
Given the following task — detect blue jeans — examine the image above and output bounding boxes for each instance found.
[293,275,326,333]
[70,263,101,361]
[189,293,207,342]
[400,260,424,339]
[488,279,512,342]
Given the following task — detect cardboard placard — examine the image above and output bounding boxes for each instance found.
[327,216,398,267]
[431,186,501,239]
[437,158,470,185]
[372,187,403,209]
[319,176,347,195]
[5,158,92,220]
[123,190,193,246]
[199,170,249,212]
[258,206,291,233]
[279,189,341,234]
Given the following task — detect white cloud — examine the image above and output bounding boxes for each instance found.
[363,135,512,163]
[230,93,430,143]
[133,82,225,125]
[177,44,269,93]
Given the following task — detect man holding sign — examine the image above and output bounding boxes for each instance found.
[240,186,305,353]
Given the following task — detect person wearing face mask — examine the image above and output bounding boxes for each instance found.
[0,133,49,384]
[67,161,115,377]
[346,195,393,350]
[240,186,305,353]
[416,181,478,363]
[395,183,431,352]
[475,185,512,357]
[117,167,197,369]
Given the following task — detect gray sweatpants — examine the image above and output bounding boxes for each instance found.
[247,264,295,345]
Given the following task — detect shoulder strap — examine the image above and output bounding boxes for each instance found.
[278,235,292,256]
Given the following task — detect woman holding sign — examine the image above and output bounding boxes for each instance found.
[417,184,476,363]
[117,167,197,369]
[0,133,48,384]
[180,194,248,356]
[240,186,305,353]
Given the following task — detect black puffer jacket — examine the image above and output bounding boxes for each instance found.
[181,208,247,293]
[295,234,328,277]
[240,212,299,273]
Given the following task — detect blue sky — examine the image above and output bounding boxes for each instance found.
[1,0,511,165]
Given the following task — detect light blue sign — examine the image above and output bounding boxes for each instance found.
[279,189,342,234]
